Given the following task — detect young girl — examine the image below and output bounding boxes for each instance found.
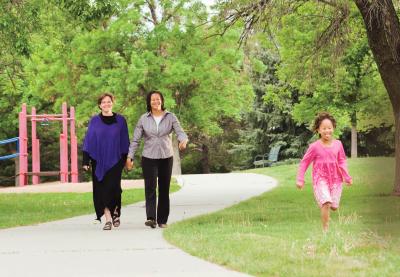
[296,112,352,231]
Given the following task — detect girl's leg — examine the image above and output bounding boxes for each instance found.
[321,202,331,231]
[330,183,343,211]
[313,179,333,231]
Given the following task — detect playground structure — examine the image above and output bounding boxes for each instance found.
[0,103,78,186]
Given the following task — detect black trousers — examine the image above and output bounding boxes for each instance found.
[91,157,124,221]
[141,156,173,224]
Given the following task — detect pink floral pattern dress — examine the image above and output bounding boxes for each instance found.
[297,139,352,208]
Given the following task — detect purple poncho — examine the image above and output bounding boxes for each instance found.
[83,114,129,181]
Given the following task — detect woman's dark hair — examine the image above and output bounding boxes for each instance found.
[313,112,336,133]
[146,90,165,112]
[97,92,115,109]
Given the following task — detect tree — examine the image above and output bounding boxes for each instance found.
[0,0,41,184]
[231,45,311,168]
[217,0,400,194]
[272,2,392,158]
[354,1,400,195]
[24,0,253,175]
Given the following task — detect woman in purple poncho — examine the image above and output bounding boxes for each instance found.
[82,93,130,230]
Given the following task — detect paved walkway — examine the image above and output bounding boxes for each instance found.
[0,173,277,277]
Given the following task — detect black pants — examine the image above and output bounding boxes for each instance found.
[91,157,124,221]
[141,156,173,224]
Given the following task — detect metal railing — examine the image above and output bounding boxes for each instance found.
[0,137,19,161]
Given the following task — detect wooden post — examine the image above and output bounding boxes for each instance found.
[172,135,182,176]
[60,103,69,182]
[19,104,28,186]
[70,106,78,183]
[31,107,40,184]
[14,156,19,187]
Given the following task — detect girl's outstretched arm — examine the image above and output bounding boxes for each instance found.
[338,141,352,185]
[296,144,315,188]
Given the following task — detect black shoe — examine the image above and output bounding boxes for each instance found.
[145,219,156,229]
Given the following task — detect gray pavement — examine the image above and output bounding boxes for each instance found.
[0,173,277,277]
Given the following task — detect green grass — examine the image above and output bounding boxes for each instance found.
[0,181,180,229]
[164,157,400,277]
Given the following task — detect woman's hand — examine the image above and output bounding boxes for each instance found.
[178,139,188,151]
[125,159,134,171]
[83,165,90,171]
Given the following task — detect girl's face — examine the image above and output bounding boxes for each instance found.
[318,118,334,141]
[100,96,113,113]
[150,93,162,112]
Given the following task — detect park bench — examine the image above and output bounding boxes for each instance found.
[253,145,281,168]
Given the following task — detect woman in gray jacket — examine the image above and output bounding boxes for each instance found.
[126,90,188,228]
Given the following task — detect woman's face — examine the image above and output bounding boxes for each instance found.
[150,93,162,112]
[99,96,113,113]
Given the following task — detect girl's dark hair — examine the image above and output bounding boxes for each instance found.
[146,90,165,112]
[313,112,336,133]
[97,93,115,109]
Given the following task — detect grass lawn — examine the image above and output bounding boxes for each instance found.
[0,181,180,229]
[164,157,400,277]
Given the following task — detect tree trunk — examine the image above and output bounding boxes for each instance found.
[394,114,400,195]
[172,135,182,176]
[15,156,19,187]
[201,144,210,173]
[354,0,400,195]
[351,124,358,158]
[351,113,358,158]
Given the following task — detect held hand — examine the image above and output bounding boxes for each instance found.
[178,139,188,151]
[125,159,134,171]
[296,182,304,190]
[83,165,90,171]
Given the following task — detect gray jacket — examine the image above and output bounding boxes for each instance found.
[128,111,188,160]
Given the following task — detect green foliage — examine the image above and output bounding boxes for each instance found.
[0,0,255,178]
[275,1,393,133]
[231,47,311,168]
[0,1,43,182]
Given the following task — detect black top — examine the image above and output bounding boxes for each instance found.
[99,112,117,125]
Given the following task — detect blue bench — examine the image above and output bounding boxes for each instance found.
[253,145,281,168]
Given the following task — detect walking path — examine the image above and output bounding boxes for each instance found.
[0,173,277,277]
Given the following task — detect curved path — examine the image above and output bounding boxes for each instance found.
[0,173,277,277]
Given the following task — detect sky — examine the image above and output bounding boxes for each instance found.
[202,0,216,6]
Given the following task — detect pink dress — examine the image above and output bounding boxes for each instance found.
[297,139,352,208]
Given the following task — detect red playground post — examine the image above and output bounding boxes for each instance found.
[70,107,78,183]
[18,102,78,186]
[18,104,28,186]
[31,107,40,185]
[60,103,69,183]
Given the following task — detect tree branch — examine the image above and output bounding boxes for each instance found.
[146,0,158,25]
